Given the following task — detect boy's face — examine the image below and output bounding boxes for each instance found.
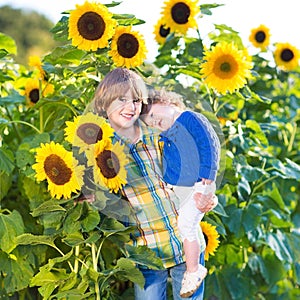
[142,103,176,131]
[106,89,142,132]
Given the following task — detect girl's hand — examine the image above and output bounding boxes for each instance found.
[194,192,218,213]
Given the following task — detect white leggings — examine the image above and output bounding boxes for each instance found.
[174,182,216,242]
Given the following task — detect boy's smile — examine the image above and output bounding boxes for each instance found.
[106,89,142,137]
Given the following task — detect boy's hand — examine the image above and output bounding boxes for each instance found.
[194,192,218,213]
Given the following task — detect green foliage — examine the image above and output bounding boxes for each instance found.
[0,5,62,64]
[0,1,299,299]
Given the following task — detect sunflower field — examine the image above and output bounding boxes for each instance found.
[0,1,300,299]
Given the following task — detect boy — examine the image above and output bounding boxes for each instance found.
[91,68,216,299]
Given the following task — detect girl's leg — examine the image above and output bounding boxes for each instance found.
[170,252,206,300]
[183,239,200,273]
[174,185,207,297]
[134,268,168,300]
[176,186,204,273]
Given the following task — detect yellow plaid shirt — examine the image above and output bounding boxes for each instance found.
[115,121,206,268]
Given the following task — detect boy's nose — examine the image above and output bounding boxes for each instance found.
[124,100,137,110]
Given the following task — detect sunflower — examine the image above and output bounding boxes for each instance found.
[86,139,128,193]
[32,141,85,199]
[200,42,253,94]
[249,24,271,51]
[109,26,147,68]
[23,78,54,106]
[154,18,171,45]
[64,112,115,153]
[68,1,116,51]
[200,221,220,261]
[161,0,200,34]
[28,55,45,80]
[273,42,300,71]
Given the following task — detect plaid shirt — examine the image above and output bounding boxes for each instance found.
[114,121,206,268]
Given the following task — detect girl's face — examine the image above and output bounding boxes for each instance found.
[106,89,142,133]
[142,103,177,131]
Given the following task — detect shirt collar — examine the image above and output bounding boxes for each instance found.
[113,120,159,146]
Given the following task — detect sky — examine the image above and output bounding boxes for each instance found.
[0,0,299,62]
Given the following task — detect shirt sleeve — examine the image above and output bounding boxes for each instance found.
[184,111,221,180]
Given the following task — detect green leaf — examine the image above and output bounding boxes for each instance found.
[0,90,25,105]
[100,217,128,233]
[242,203,262,233]
[263,209,293,228]
[62,232,85,246]
[0,171,12,201]
[266,231,293,263]
[63,204,84,235]
[0,210,24,253]
[226,205,244,238]
[44,45,86,65]
[285,232,300,262]
[0,250,34,293]
[284,158,300,180]
[266,183,288,212]
[116,257,145,288]
[245,119,268,146]
[0,147,15,174]
[113,14,145,26]
[237,176,251,201]
[261,248,286,285]
[81,209,100,232]
[16,148,35,170]
[15,233,56,249]
[125,244,164,270]
[200,4,224,15]
[0,48,8,59]
[240,165,268,182]
[31,200,66,217]
[0,33,17,55]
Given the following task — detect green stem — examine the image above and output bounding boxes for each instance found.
[96,232,116,270]
[39,106,44,133]
[252,175,278,195]
[52,245,74,272]
[6,120,41,134]
[74,245,80,274]
[287,122,297,153]
[4,107,22,143]
[91,243,101,300]
[38,79,44,133]
[47,101,78,116]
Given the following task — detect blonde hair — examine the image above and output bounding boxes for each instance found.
[92,68,148,117]
[142,88,186,115]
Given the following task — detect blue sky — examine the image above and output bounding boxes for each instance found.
[0,0,299,62]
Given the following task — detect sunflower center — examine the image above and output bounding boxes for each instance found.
[160,25,170,38]
[44,154,72,185]
[117,33,139,58]
[171,2,191,25]
[29,88,40,103]
[220,62,231,72]
[281,48,294,62]
[77,12,105,41]
[255,31,266,43]
[96,150,120,179]
[77,123,103,144]
[214,55,238,79]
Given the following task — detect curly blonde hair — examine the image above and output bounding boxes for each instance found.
[142,87,186,115]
